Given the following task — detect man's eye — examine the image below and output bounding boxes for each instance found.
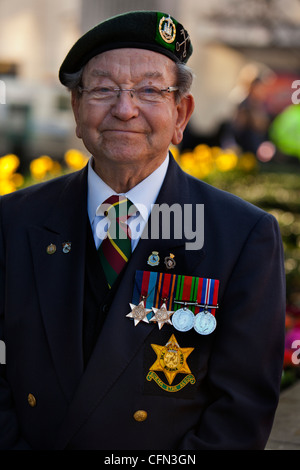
[140,87,159,94]
[94,87,113,93]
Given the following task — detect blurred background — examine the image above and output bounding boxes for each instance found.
[0,0,300,386]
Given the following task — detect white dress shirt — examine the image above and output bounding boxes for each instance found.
[87,154,169,251]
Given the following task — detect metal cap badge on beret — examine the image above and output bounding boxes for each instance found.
[59,11,193,85]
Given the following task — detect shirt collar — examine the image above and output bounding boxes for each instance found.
[87,154,169,224]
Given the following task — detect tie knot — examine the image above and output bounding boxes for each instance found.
[101,195,134,221]
[98,195,134,288]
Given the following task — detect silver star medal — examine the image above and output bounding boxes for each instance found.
[150,303,174,330]
[126,301,152,326]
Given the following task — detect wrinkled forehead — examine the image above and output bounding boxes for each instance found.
[82,48,177,85]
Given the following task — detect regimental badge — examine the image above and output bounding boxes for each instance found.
[126,301,152,326]
[62,242,72,253]
[159,15,176,44]
[46,243,56,255]
[146,334,195,392]
[147,251,160,267]
[164,253,176,269]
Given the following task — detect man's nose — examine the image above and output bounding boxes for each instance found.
[111,90,139,120]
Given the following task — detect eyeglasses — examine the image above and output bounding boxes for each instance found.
[78,85,179,104]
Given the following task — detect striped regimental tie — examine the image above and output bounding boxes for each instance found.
[98,195,134,288]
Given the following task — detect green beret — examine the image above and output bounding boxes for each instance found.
[59,10,192,85]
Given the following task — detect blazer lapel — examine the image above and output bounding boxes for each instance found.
[55,155,206,448]
[28,168,88,402]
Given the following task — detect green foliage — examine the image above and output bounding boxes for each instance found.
[207,164,300,305]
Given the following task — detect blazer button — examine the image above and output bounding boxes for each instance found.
[133,410,147,422]
[102,304,109,313]
[27,393,37,407]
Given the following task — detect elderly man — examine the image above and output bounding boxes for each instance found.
[0,11,285,450]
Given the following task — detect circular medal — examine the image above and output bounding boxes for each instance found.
[172,308,194,332]
[194,311,216,335]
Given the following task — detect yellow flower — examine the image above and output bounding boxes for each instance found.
[11,173,24,188]
[30,156,54,180]
[0,154,23,194]
[64,149,89,170]
[195,162,214,179]
[180,152,196,175]
[0,154,20,178]
[169,145,180,161]
[0,180,17,195]
[176,145,255,179]
[215,151,238,172]
[194,144,213,164]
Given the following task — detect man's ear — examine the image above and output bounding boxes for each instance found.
[71,90,82,139]
[171,94,195,145]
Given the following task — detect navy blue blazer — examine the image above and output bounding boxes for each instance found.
[0,154,285,450]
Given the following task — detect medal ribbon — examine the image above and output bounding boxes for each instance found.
[174,275,197,312]
[133,271,219,317]
[194,278,219,315]
[154,273,177,310]
[133,271,158,308]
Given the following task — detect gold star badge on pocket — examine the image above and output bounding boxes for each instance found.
[146,334,195,392]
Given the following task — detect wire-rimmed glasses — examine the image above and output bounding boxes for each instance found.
[78,85,179,104]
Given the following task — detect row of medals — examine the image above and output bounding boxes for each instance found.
[127,299,217,335]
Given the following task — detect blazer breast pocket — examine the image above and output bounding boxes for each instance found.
[142,327,213,399]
